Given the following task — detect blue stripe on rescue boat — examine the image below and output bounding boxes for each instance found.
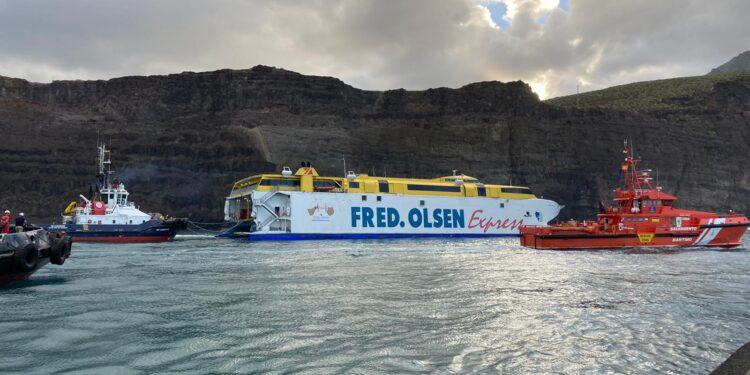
[247,233,518,241]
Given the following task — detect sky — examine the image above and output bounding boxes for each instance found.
[0,0,748,99]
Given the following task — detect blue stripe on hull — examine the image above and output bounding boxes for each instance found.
[248,233,519,241]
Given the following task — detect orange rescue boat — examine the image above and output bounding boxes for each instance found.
[520,141,749,250]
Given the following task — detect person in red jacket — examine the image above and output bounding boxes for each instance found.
[1,210,10,234]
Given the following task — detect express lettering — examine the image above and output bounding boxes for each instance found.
[467,210,524,233]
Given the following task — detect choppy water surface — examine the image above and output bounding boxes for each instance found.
[1,234,749,374]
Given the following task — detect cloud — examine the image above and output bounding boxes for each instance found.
[0,0,748,98]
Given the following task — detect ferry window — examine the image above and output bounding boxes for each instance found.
[501,187,532,194]
[377,196,382,202]
[408,184,461,193]
[500,203,505,208]
[420,200,425,206]
[477,187,486,196]
[112,220,116,224]
[349,182,360,189]
[314,180,339,188]
[378,181,389,193]
[362,195,367,201]
[260,179,300,187]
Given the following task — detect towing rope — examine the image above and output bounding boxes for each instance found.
[184,220,223,233]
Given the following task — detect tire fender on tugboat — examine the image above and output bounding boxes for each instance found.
[50,237,72,265]
[15,244,40,272]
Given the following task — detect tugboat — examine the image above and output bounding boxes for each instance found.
[1,229,72,285]
[43,144,183,242]
[519,141,749,250]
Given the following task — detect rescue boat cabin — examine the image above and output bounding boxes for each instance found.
[594,142,731,231]
[224,165,536,222]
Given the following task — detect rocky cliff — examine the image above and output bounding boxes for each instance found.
[1,66,748,223]
[709,50,750,75]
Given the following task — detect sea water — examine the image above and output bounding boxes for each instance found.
[1,233,749,374]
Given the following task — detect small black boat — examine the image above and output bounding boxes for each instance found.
[0,229,72,285]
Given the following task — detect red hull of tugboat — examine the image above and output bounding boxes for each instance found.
[520,217,749,250]
[519,141,750,250]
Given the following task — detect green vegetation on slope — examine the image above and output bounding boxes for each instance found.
[546,72,750,112]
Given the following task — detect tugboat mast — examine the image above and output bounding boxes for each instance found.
[96,144,113,191]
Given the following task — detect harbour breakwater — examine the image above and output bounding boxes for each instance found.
[1,66,748,222]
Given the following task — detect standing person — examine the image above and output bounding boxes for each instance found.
[14,212,25,232]
[1,210,10,233]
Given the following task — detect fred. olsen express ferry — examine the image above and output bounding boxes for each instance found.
[222,164,561,240]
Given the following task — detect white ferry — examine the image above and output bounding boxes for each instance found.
[222,164,561,240]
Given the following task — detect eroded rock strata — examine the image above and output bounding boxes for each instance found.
[1,66,748,222]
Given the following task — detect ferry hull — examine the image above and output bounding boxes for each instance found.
[244,191,561,241]
[249,232,518,241]
[520,220,749,250]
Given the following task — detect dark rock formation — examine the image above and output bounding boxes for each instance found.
[711,341,750,375]
[0,66,748,223]
[709,51,750,75]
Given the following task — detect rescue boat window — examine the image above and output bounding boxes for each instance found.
[377,196,382,202]
[362,195,367,201]
[420,200,425,206]
[500,203,505,208]
[477,187,486,196]
[349,182,360,189]
[663,200,672,206]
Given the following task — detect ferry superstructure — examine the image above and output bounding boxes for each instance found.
[223,165,561,240]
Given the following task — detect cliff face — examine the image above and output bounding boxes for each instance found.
[0,66,748,222]
[709,50,750,75]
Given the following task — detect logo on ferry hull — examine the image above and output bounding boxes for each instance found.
[351,207,524,232]
[351,207,465,229]
[308,203,334,221]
